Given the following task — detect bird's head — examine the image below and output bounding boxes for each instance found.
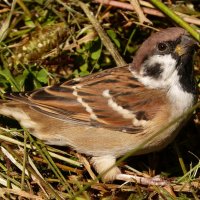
[130,27,197,94]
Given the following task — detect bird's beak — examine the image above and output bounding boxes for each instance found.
[175,34,198,56]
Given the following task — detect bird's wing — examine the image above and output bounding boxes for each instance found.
[6,66,167,133]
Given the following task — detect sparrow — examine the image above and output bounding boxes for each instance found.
[0,27,197,184]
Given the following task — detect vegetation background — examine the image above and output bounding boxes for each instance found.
[0,0,200,199]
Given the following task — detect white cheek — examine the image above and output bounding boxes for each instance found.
[143,54,177,80]
[131,54,177,89]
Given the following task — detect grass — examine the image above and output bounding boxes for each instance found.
[0,0,200,199]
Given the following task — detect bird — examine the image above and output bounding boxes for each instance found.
[0,27,198,184]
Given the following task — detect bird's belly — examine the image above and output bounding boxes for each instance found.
[39,121,180,157]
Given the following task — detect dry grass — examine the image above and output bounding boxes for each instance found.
[0,0,200,199]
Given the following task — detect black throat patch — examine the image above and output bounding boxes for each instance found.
[177,53,197,95]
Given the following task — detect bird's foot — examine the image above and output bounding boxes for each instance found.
[116,174,168,186]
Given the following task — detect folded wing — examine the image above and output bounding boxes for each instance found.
[6,66,166,133]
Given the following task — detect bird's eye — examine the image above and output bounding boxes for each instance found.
[157,42,168,51]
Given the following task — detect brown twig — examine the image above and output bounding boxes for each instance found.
[32,156,83,174]
[78,1,126,67]
[94,0,200,26]
[129,0,152,24]
[66,179,200,193]
[0,188,44,200]
[76,153,98,181]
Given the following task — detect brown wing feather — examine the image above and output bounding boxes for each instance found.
[5,66,167,133]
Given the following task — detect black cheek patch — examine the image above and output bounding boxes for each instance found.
[143,63,163,79]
